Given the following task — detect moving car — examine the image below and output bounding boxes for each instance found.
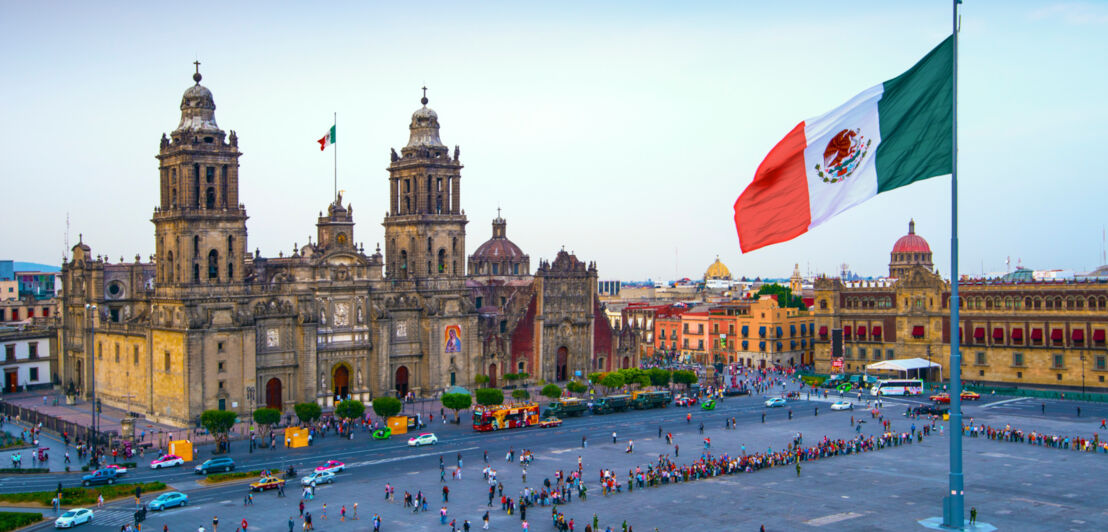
[314,460,345,474]
[150,454,184,469]
[194,457,235,475]
[54,508,93,528]
[961,390,981,401]
[300,470,336,486]
[249,475,286,492]
[538,417,563,428]
[407,433,438,447]
[911,405,949,416]
[105,464,128,475]
[81,468,118,487]
[764,398,787,408]
[149,492,188,511]
[830,400,854,411]
[700,399,716,411]
[674,395,695,407]
[930,393,951,404]
[372,427,391,440]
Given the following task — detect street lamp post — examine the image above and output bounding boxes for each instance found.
[84,303,98,467]
[1081,354,1086,398]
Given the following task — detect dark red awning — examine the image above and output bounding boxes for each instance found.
[844,326,852,335]
[1011,328,1024,340]
[912,325,925,337]
[872,326,882,339]
[1031,328,1043,340]
[1051,329,1064,341]
[993,328,1004,340]
[1095,329,1106,342]
[1073,329,1084,341]
[974,327,985,339]
[819,326,828,336]
[857,326,867,337]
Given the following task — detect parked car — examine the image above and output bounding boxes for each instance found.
[911,405,949,416]
[194,457,235,475]
[150,454,184,469]
[764,397,787,408]
[830,400,854,411]
[407,433,438,447]
[149,492,188,511]
[81,468,118,487]
[249,475,286,492]
[54,508,93,528]
[300,471,336,487]
[314,460,345,474]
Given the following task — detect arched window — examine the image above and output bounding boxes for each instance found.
[436,196,443,214]
[205,187,216,209]
[426,261,431,275]
[427,237,432,253]
[192,263,200,282]
[167,251,174,283]
[438,249,446,274]
[171,188,177,207]
[227,236,234,254]
[819,299,827,309]
[208,250,219,280]
[193,236,200,258]
[399,250,408,279]
[426,176,433,214]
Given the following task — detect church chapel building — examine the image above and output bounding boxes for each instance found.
[57,71,629,427]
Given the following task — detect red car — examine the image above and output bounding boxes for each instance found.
[538,417,563,428]
[674,396,695,407]
[930,393,951,404]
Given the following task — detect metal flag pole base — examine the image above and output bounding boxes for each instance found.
[919,516,995,532]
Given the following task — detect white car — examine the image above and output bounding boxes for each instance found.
[301,470,337,486]
[55,508,93,528]
[150,454,184,469]
[764,397,787,408]
[830,400,854,411]
[407,433,438,447]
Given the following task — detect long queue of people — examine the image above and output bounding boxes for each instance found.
[963,421,1108,453]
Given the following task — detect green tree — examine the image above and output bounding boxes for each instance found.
[334,399,365,420]
[372,397,403,419]
[754,283,807,310]
[294,402,322,425]
[476,388,504,406]
[566,380,588,394]
[441,393,472,423]
[587,372,604,385]
[647,368,672,387]
[201,409,237,451]
[634,375,651,389]
[673,369,698,389]
[474,374,490,387]
[511,389,531,400]
[252,408,280,441]
[517,372,530,381]
[503,373,519,384]
[541,383,563,401]
[600,372,625,392]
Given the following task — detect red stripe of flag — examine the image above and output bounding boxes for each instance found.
[733,122,811,253]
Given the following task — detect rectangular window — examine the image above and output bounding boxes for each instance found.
[133,345,139,365]
[218,380,225,390]
[98,342,103,360]
[713,324,719,334]
[698,324,704,334]
[975,352,986,365]
[114,343,120,363]
[28,342,38,358]
[697,340,704,350]
[42,307,49,317]
[499,320,507,334]
[859,347,867,360]
[217,341,224,352]
[3,344,12,361]
[218,361,226,373]
[475,297,483,308]
[729,324,734,335]
[164,351,171,372]
[1097,355,1106,371]
[886,349,895,360]
[1052,353,1064,369]
[844,347,853,359]
[30,367,39,381]
[1012,352,1024,367]
[683,339,689,348]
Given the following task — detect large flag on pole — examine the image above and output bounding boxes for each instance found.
[317,125,336,151]
[733,35,953,253]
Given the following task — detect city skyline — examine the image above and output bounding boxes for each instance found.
[3,1,1105,281]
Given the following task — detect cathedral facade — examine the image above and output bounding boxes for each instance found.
[57,71,626,427]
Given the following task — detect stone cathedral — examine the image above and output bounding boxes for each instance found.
[57,70,635,427]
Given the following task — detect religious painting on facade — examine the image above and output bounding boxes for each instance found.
[445,324,462,353]
[266,328,280,348]
[334,302,349,327]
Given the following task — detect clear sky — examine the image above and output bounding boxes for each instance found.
[3,1,1105,281]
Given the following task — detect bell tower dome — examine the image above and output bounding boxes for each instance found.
[152,63,248,292]
[383,88,467,280]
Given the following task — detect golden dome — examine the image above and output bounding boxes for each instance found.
[705,256,731,280]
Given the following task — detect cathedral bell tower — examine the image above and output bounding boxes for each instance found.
[383,89,467,281]
[152,64,248,293]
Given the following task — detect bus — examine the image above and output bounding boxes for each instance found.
[870,379,924,396]
[472,403,540,432]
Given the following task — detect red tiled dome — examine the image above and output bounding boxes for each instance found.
[892,219,930,254]
[472,237,524,260]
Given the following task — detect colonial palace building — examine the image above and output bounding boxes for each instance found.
[57,70,633,427]
[813,221,1108,392]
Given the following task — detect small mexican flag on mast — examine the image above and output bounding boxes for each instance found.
[317,124,336,151]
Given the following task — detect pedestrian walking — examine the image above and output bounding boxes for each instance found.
[795,462,801,477]
[969,506,977,525]
[612,432,617,444]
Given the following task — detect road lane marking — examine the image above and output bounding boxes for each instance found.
[981,397,1031,408]
[805,512,864,526]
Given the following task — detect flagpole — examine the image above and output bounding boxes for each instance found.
[333,111,338,203]
[943,0,964,529]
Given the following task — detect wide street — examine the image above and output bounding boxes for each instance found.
[7,380,1108,531]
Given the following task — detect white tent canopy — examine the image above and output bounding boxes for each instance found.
[865,357,942,381]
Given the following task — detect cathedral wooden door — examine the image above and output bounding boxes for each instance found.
[333,366,350,399]
[488,363,497,388]
[556,347,568,382]
[395,366,409,397]
[265,378,282,410]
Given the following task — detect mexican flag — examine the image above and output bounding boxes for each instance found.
[733,35,953,253]
[317,125,336,151]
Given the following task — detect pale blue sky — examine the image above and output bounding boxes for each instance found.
[2,1,1104,281]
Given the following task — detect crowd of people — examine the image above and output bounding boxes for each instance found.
[963,421,1108,453]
